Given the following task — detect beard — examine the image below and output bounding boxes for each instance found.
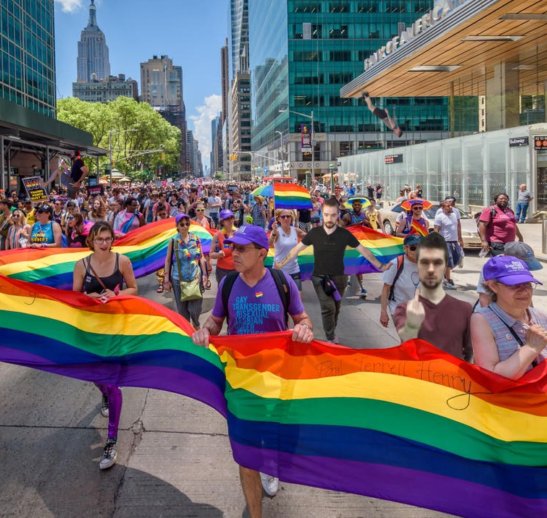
[324,221,336,228]
[421,277,442,289]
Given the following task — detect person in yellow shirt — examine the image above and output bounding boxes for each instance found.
[365,198,380,230]
[23,199,36,225]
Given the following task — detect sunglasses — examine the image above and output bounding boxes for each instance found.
[412,206,423,211]
[196,208,205,212]
[37,209,50,214]
[408,245,418,251]
[67,215,75,220]
[279,215,292,219]
[178,221,190,227]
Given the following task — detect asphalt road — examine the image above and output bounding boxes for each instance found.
[3,247,545,517]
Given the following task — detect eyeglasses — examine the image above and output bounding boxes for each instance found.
[498,281,535,291]
[67,215,75,220]
[408,245,418,251]
[412,206,423,211]
[12,214,20,218]
[231,244,261,253]
[94,237,113,244]
[178,221,190,227]
[196,208,205,212]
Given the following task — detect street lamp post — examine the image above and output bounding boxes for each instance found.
[108,128,137,187]
[275,130,284,175]
[279,109,314,184]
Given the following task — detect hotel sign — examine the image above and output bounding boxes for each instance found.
[364,0,470,71]
[509,137,529,147]
[384,154,403,164]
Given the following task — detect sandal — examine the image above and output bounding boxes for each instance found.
[156,285,164,294]
[205,279,212,290]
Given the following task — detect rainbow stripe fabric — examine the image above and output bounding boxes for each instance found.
[0,276,545,517]
[273,183,313,210]
[265,225,404,279]
[0,219,213,290]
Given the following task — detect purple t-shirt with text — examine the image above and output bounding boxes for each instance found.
[212,269,304,335]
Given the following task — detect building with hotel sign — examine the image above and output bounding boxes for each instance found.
[338,0,547,215]
[248,0,479,183]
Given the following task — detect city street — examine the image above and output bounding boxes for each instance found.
[2,224,546,518]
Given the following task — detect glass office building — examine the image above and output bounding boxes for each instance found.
[0,0,56,117]
[248,0,478,180]
[339,0,547,214]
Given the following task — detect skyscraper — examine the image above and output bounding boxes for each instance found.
[230,0,249,77]
[0,1,96,192]
[76,0,111,82]
[248,0,478,181]
[141,55,187,172]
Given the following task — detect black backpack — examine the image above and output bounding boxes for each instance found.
[388,255,405,302]
[221,269,290,326]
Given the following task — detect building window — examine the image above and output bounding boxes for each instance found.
[329,72,354,84]
[329,2,349,13]
[339,142,353,156]
[329,25,348,39]
[329,50,351,61]
[294,51,321,62]
[330,96,353,106]
[293,3,321,13]
[357,1,377,12]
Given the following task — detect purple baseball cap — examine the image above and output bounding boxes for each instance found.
[175,213,190,224]
[225,225,269,250]
[219,209,234,221]
[483,256,542,286]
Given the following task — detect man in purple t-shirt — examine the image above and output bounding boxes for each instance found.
[192,225,313,518]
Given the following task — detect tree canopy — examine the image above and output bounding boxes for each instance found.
[57,97,182,176]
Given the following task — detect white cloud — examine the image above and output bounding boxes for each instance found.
[54,0,84,13]
[189,94,222,171]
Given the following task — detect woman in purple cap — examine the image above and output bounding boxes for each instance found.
[471,256,547,379]
[210,209,237,285]
[163,213,208,328]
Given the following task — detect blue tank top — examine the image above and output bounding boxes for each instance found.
[30,222,54,245]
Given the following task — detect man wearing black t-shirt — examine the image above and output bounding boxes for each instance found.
[68,150,89,199]
[277,198,390,342]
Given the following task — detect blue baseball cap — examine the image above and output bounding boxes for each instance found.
[483,256,542,286]
[404,234,422,246]
[503,242,542,271]
[225,225,269,250]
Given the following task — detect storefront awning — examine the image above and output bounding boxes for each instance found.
[341,0,547,98]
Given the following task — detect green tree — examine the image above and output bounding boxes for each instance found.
[57,97,181,176]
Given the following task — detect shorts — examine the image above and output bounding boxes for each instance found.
[446,241,463,269]
[373,107,388,120]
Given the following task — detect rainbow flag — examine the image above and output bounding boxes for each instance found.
[0,276,546,517]
[410,219,429,237]
[265,225,403,279]
[274,183,313,210]
[0,219,213,290]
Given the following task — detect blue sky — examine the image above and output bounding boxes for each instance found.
[54,0,228,167]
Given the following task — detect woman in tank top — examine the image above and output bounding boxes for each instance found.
[72,221,137,471]
[269,209,306,290]
[210,209,237,285]
[471,256,547,380]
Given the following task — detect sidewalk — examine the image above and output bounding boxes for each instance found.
[519,222,547,262]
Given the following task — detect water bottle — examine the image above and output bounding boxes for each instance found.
[478,248,489,258]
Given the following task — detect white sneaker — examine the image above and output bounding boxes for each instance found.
[260,472,279,497]
[99,440,117,470]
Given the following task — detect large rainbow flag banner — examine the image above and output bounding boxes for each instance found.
[273,183,313,210]
[0,275,545,517]
[265,225,403,279]
[0,219,213,290]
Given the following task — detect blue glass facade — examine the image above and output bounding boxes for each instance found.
[0,0,56,117]
[250,0,478,159]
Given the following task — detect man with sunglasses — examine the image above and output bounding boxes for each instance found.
[380,235,420,328]
[192,225,313,518]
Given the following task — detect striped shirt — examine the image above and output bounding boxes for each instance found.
[477,303,547,367]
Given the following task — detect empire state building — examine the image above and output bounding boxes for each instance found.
[76,0,111,82]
